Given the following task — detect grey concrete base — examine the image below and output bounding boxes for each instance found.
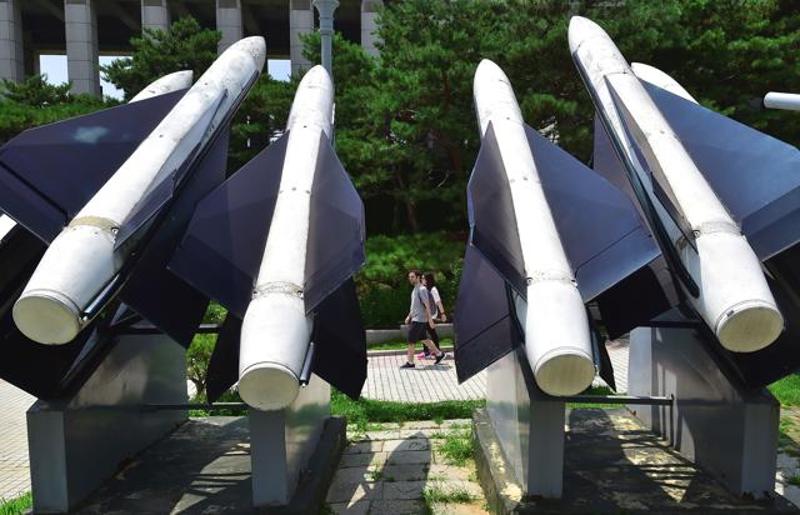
[260,416,346,515]
[485,350,565,498]
[27,334,187,514]
[473,407,796,514]
[628,323,780,499]
[250,374,330,507]
[73,415,346,514]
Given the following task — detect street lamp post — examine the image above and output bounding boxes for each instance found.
[313,0,339,79]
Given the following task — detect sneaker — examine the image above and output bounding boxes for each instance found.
[434,352,447,365]
[400,362,415,369]
[415,352,426,360]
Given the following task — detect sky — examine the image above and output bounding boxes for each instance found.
[39,55,292,99]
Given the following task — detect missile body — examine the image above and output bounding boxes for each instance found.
[764,92,800,112]
[0,71,194,262]
[472,60,595,396]
[13,39,265,345]
[569,16,783,353]
[238,66,334,410]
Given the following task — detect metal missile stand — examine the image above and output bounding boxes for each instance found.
[26,320,341,513]
[473,308,782,507]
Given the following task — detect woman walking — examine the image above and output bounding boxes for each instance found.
[419,272,447,358]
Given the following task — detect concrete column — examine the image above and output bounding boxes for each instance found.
[0,0,24,82]
[141,0,170,33]
[64,0,100,96]
[289,0,314,77]
[360,0,382,57]
[216,0,243,54]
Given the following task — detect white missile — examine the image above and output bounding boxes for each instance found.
[0,71,194,252]
[569,16,783,353]
[237,65,334,410]
[764,92,800,112]
[13,38,266,345]
[472,60,595,396]
[129,70,194,103]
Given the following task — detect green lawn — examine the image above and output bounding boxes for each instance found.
[769,374,800,406]
[368,337,454,352]
[331,389,483,432]
[0,492,31,515]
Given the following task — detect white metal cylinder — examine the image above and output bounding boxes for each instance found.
[569,16,783,353]
[13,38,266,345]
[238,65,334,411]
[129,70,193,103]
[473,59,595,396]
[764,92,800,112]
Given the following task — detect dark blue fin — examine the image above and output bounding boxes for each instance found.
[304,132,366,314]
[524,124,661,303]
[114,91,227,248]
[0,89,186,243]
[454,244,523,383]
[606,80,697,250]
[168,133,288,318]
[311,278,367,399]
[117,127,231,347]
[206,314,242,403]
[467,123,527,297]
[640,80,800,261]
[592,114,636,202]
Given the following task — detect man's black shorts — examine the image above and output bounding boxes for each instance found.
[408,321,428,343]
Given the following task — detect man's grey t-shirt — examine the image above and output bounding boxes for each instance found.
[410,284,430,323]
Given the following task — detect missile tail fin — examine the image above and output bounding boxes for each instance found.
[0,89,186,243]
[115,90,228,248]
[118,127,232,346]
[206,314,242,403]
[526,124,661,303]
[606,80,696,248]
[168,133,288,318]
[304,132,366,314]
[467,124,527,297]
[454,245,523,383]
[311,278,367,399]
[641,80,800,261]
[592,114,636,202]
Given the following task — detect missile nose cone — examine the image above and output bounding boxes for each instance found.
[568,16,605,53]
[716,300,784,353]
[13,291,81,345]
[228,36,267,72]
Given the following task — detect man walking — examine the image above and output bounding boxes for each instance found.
[401,270,446,369]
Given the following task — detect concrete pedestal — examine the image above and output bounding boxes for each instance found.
[628,322,780,499]
[27,333,187,513]
[485,350,565,498]
[249,374,331,507]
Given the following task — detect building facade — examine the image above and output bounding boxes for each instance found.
[0,0,383,95]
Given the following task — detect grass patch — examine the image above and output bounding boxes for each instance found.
[770,374,800,406]
[0,492,32,515]
[439,430,473,466]
[332,389,483,432]
[788,475,800,487]
[423,484,476,505]
[368,338,453,352]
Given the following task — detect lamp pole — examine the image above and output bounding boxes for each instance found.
[313,0,339,80]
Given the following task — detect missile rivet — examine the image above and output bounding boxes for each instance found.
[292,187,297,191]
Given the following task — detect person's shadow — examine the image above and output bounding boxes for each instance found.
[330,430,433,513]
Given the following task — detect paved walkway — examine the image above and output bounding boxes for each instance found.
[362,339,632,404]
[0,381,34,501]
[363,352,486,403]
[327,419,488,514]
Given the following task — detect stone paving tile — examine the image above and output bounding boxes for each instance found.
[363,352,486,403]
[382,438,430,453]
[0,380,35,500]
